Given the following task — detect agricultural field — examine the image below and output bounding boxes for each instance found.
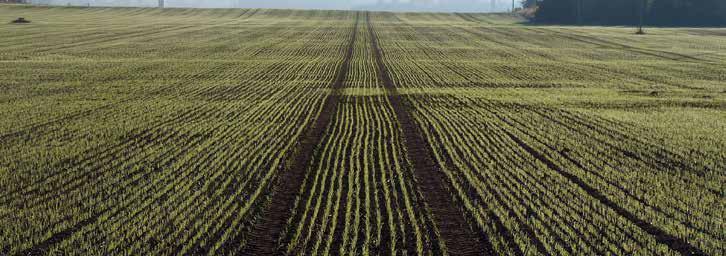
[0,5,724,256]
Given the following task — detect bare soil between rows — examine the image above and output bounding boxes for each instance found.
[366,12,493,256]
[238,12,361,256]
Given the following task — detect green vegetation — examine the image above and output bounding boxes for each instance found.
[0,5,724,255]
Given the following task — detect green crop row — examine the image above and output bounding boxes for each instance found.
[1,5,723,256]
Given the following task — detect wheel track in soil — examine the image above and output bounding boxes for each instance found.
[15,210,109,256]
[2,18,334,256]
[499,128,708,256]
[454,13,480,24]
[366,12,493,256]
[238,12,360,255]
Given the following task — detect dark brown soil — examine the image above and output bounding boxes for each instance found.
[238,12,360,255]
[17,210,107,255]
[501,128,707,256]
[12,17,30,24]
[366,12,493,256]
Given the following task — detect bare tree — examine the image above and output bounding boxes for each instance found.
[636,0,646,34]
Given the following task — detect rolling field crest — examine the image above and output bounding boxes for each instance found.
[0,5,724,256]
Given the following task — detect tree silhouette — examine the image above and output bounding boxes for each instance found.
[535,0,726,26]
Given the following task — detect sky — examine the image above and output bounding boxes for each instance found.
[30,0,519,12]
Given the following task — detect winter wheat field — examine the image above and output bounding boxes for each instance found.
[0,5,724,256]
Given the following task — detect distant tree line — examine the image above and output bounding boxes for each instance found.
[532,0,726,27]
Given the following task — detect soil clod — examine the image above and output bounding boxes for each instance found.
[12,17,30,24]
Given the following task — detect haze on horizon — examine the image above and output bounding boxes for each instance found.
[28,0,520,12]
